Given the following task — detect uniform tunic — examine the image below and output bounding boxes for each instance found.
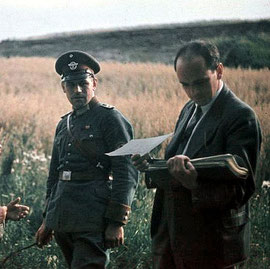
[45,97,138,233]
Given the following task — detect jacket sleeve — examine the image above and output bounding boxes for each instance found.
[102,109,139,225]
[191,106,262,210]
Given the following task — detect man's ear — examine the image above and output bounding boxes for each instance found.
[61,81,66,93]
[216,63,224,80]
[92,77,97,91]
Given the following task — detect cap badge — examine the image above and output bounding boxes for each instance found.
[68,61,78,70]
[69,54,73,58]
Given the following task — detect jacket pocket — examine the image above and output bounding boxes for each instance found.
[79,130,105,156]
[220,210,250,265]
[222,210,249,228]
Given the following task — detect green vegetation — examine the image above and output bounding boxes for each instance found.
[215,33,270,69]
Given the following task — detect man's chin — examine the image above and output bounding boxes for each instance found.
[195,97,211,106]
[72,101,86,109]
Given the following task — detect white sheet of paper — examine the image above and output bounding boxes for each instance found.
[105,133,173,156]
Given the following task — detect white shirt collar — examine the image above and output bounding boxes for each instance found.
[199,81,223,114]
[182,81,224,155]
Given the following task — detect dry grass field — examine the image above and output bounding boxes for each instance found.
[0,57,269,150]
[0,58,269,268]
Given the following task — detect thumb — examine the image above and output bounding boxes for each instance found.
[143,153,151,161]
[9,197,21,206]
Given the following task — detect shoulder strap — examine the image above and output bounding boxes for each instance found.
[67,113,73,138]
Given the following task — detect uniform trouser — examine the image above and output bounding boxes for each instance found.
[54,231,110,269]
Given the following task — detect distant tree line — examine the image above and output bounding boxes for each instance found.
[215,34,270,69]
[0,20,269,69]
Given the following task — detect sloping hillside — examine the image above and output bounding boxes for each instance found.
[0,20,269,68]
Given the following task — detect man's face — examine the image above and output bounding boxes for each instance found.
[62,77,96,109]
[176,56,223,106]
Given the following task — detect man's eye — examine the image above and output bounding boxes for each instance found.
[180,78,209,88]
[181,83,189,87]
[196,79,209,85]
[67,82,75,87]
[80,82,88,87]
[195,81,205,86]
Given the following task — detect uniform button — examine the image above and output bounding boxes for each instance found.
[68,143,72,147]
[89,134,93,138]
[65,161,69,164]
[67,153,71,156]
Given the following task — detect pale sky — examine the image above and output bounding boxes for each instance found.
[1,0,269,41]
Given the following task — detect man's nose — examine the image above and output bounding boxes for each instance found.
[73,85,82,93]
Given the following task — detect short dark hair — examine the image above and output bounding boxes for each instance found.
[174,40,220,71]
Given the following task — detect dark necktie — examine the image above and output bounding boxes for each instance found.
[176,105,203,154]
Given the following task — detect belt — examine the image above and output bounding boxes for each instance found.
[59,171,106,181]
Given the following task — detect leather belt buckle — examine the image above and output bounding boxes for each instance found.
[62,171,72,181]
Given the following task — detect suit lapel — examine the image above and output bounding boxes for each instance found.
[185,86,229,158]
[165,103,195,159]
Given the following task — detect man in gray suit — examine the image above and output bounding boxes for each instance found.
[36,50,138,269]
[132,41,261,268]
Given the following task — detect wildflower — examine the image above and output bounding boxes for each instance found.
[262,181,270,188]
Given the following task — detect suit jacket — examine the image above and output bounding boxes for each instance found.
[148,84,261,266]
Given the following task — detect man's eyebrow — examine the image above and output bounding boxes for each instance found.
[180,81,189,85]
[180,77,209,85]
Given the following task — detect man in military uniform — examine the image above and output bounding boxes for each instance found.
[35,50,138,268]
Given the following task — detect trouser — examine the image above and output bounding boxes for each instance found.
[152,191,246,269]
[54,231,110,269]
[153,242,245,269]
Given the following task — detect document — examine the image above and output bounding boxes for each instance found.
[105,133,173,156]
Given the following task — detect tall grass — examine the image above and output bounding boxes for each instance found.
[0,58,269,268]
